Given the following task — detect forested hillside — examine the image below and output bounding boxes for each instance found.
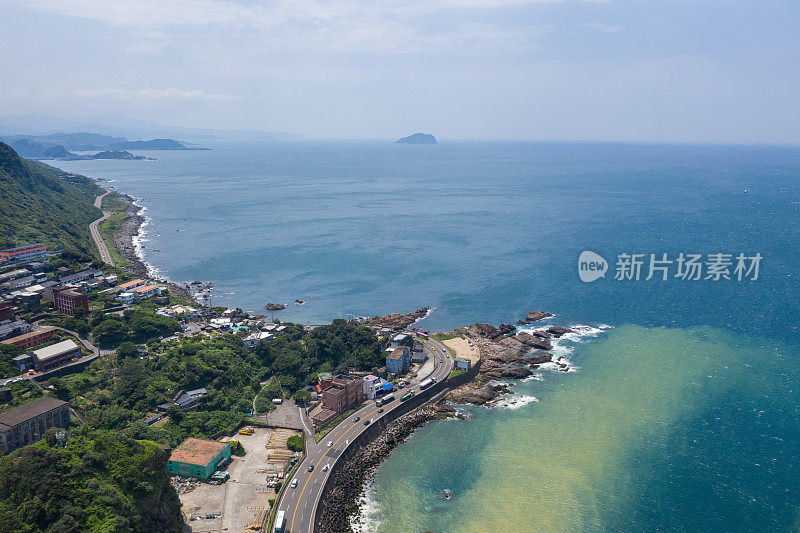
[0,142,102,258]
[0,432,183,532]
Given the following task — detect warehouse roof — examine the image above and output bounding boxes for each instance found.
[32,340,80,361]
[0,397,67,428]
[169,438,229,466]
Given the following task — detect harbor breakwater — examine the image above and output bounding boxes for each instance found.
[314,361,482,533]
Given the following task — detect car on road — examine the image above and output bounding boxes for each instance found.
[290,479,298,488]
[377,408,384,413]
[364,419,371,425]
[354,416,361,422]
[322,464,329,472]
[327,440,333,447]
[308,464,314,472]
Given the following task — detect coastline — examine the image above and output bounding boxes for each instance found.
[319,316,613,532]
[106,190,199,305]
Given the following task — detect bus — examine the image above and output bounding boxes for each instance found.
[400,391,415,402]
[376,393,395,407]
[274,510,285,533]
[419,378,434,390]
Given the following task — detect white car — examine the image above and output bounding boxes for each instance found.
[322,464,329,472]
[290,479,298,489]
[327,441,333,447]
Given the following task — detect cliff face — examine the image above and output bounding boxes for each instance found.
[0,432,184,532]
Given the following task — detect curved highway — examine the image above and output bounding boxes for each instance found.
[278,336,454,533]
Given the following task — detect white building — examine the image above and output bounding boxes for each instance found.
[243,331,273,349]
[116,292,135,304]
[363,374,382,400]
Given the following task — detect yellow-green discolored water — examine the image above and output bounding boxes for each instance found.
[357,325,800,532]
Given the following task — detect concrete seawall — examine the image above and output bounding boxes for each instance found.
[313,361,481,531]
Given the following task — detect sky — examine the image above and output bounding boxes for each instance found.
[0,0,799,143]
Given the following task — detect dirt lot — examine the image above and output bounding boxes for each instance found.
[179,427,301,532]
[443,336,480,363]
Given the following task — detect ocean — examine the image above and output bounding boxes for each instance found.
[53,140,800,532]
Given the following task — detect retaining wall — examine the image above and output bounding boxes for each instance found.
[313,359,481,531]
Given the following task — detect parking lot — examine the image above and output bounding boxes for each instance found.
[179,427,301,532]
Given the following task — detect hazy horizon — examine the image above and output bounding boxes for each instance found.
[2,0,798,144]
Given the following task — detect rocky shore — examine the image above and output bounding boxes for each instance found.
[317,402,455,533]
[319,310,577,531]
[445,316,572,407]
[364,307,431,330]
[110,192,198,304]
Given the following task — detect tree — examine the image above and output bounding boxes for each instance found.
[286,435,303,452]
[116,342,138,359]
[92,319,128,347]
[293,390,311,404]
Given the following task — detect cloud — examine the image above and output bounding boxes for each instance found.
[72,87,236,102]
[581,22,621,32]
[16,0,571,54]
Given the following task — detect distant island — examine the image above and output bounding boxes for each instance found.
[396,133,437,144]
[0,132,205,160]
[91,150,152,160]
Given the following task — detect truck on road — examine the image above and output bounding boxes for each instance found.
[274,510,285,532]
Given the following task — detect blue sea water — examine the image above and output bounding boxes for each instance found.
[53,140,800,532]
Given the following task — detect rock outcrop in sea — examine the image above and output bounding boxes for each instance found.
[365,307,431,330]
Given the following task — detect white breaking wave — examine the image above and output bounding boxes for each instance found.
[496,394,540,410]
[351,477,384,533]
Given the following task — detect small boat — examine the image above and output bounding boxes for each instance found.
[443,489,453,500]
[295,299,305,305]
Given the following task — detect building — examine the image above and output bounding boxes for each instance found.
[31,339,82,371]
[0,303,14,322]
[58,269,102,286]
[0,320,32,340]
[321,374,365,413]
[115,278,147,292]
[167,438,231,479]
[130,284,159,301]
[454,357,472,371]
[14,291,41,313]
[363,374,382,400]
[386,346,411,375]
[411,351,427,364]
[0,396,69,454]
[0,244,48,267]
[52,287,89,315]
[243,330,273,349]
[12,354,33,371]
[311,408,337,428]
[116,292,135,304]
[1,327,56,351]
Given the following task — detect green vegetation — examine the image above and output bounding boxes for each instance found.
[286,434,303,452]
[254,318,381,392]
[0,431,183,532]
[432,328,467,341]
[254,380,282,415]
[101,191,130,213]
[0,142,102,260]
[229,440,246,456]
[448,369,464,380]
[292,389,312,404]
[99,213,131,268]
[0,344,22,378]
[92,309,181,348]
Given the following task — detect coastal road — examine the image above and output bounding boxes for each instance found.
[278,336,454,533]
[90,191,114,266]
